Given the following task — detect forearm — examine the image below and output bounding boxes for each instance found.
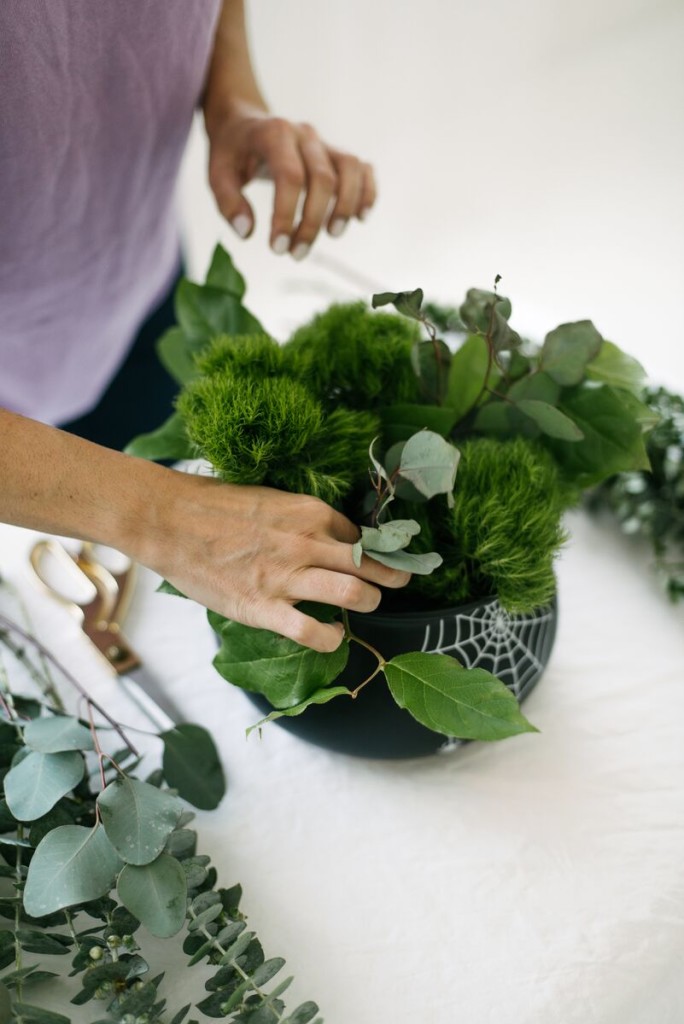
[202,0,268,135]
[0,408,167,559]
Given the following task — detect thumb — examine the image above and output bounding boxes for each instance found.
[209,161,255,239]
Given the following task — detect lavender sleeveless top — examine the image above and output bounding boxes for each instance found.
[0,0,221,423]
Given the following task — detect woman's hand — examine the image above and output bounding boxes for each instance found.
[206,104,376,258]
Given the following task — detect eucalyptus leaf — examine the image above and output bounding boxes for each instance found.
[118,854,187,938]
[4,750,84,821]
[445,334,490,421]
[283,1002,322,1024]
[23,824,122,917]
[586,339,647,394]
[371,288,424,320]
[211,605,348,709]
[23,715,93,754]
[368,437,389,484]
[515,400,584,441]
[364,549,443,575]
[472,400,513,435]
[351,540,363,568]
[0,983,10,1023]
[506,371,560,405]
[124,411,194,461]
[459,288,520,352]
[384,652,538,740]
[160,725,225,811]
[410,338,452,404]
[540,320,603,386]
[97,777,183,865]
[246,686,352,734]
[359,519,421,553]
[9,1003,70,1024]
[398,430,460,499]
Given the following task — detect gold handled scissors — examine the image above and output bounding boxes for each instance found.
[29,539,182,727]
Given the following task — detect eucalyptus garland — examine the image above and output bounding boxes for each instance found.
[590,385,684,601]
[0,609,322,1024]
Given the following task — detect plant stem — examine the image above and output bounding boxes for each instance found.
[341,609,387,698]
[14,825,24,1003]
[0,614,139,757]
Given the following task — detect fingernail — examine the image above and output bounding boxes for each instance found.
[231,214,251,239]
[291,242,310,261]
[271,234,290,255]
[358,207,371,222]
[329,218,347,238]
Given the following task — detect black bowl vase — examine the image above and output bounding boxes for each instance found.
[242,593,558,760]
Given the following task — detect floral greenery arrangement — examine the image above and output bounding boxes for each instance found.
[0,609,322,1024]
[589,385,684,600]
[127,246,655,745]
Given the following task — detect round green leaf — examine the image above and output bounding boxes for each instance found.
[118,854,187,938]
[97,777,182,865]
[4,750,84,822]
[365,549,443,575]
[540,320,603,386]
[23,716,93,754]
[515,400,584,441]
[160,725,226,811]
[359,519,420,554]
[586,339,647,394]
[398,430,460,499]
[384,652,538,741]
[23,824,122,917]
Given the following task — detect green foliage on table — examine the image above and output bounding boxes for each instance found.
[0,615,322,1024]
[128,245,656,747]
[590,385,684,600]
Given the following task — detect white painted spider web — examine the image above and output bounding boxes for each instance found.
[421,598,556,698]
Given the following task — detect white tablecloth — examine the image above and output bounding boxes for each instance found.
[1,509,682,1024]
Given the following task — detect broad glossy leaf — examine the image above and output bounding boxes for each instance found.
[97,777,182,865]
[586,339,647,394]
[398,430,460,499]
[23,825,122,917]
[118,854,187,938]
[359,519,421,553]
[445,334,490,421]
[384,652,538,740]
[410,338,452,403]
[365,549,443,574]
[211,605,349,709]
[205,244,247,297]
[175,281,262,344]
[4,750,84,821]
[23,716,93,754]
[515,400,584,441]
[548,385,651,487]
[379,403,459,445]
[124,411,194,461]
[156,579,187,598]
[540,320,603,386]
[160,725,225,811]
[247,686,352,735]
[156,327,198,386]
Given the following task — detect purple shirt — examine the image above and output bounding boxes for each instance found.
[0,0,221,423]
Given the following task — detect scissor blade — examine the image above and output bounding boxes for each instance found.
[120,665,183,731]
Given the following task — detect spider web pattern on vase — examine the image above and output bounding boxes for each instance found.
[421,598,556,699]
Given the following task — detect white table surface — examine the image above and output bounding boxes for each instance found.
[1,506,683,1024]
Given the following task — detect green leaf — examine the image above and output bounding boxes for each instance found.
[97,777,183,865]
[0,983,10,1023]
[23,715,93,754]
[445,334,490,421]
[540,320,603,386]
[283,1002,322,1024]
[16,928,73,955]
[156,326,199,386]
[9,1003,70,1024]
[4,750,84,821]
[506,371,560,405]
[472,400,513,435]
[398,430,460,499]
[379,403,460,445]
[175,281,262,345]
[548,385,651,487]
[384,652,538,740]
[118,854,187,938]
[371,288,424,320]
[124,411,194,461]
[246,686,352,734]
[168,1005,192,1024]
[515,400,584,441]
[459,288,520,353]
[410,338,452,404]
[23,825,122,917]
[364,549,443,575]
[586,339,647,394]
[359,519,421,553]
[156,579,187,598]
[211,605,349,710]
[160,725,225,811]
[205,244,247,297]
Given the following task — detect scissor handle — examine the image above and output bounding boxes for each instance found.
[29,539,141,675]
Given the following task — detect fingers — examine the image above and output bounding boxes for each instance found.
[268,602,345,653]
[208,155,256,240]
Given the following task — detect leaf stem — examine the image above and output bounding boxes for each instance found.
[341,610,386,698]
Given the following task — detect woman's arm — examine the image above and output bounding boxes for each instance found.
[0,409,408,651]
[202,0,376,256]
